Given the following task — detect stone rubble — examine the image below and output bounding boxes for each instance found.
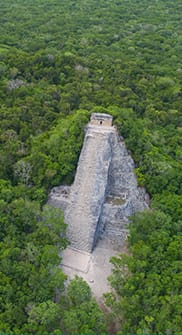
[48,113,149,253]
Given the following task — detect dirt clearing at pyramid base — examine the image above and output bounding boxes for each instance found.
[60,237,127,301]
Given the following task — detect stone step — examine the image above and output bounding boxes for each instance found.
[65,128,113,252]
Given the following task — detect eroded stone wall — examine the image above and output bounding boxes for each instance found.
[48,113,149,252]
[65,125,115,252]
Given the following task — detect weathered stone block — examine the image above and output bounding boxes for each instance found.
[48,113,149,253]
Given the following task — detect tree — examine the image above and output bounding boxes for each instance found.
[107,210,182,334]
[26,300,62,335]
[0,200,67,334]
[67,275,92,306]
[62,276,107,335]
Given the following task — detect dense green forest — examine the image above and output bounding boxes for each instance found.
[0,0,181,334]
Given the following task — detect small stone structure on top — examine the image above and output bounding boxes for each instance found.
[90,113,113,127]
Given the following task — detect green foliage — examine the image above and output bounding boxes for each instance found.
[0,200,67,334]
[26,301,62,335]
[67,275,92,306]
[152,192,182,224]
[108,210,182,334]
[26,109,90,188]
[62,277,107,335]
[0,0,181,333]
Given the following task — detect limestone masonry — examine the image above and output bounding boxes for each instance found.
[48,113,149,252]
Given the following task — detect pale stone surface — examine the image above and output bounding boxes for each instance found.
[60,239,120,299]
[65,124,116,252]
[48,114,148,252]
[48,185,70,211]
[90,113,113,126]
[61,247,91,273]
[48,113,149,299]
